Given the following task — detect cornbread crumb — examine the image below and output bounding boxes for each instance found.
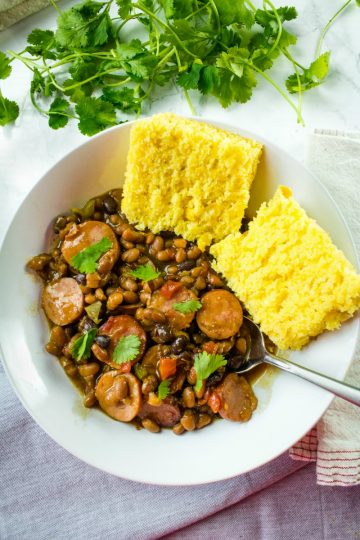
[122,113,262,250]
[211,186,360,350]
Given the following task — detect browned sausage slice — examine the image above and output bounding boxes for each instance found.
[93,315,146,370]
[139,398,181,427]
[42,277,84,326]
[196,290,243,339]
[149,285,197,330]
[95,372,142,422]
[215,373,257,422]
[61,221,119,274]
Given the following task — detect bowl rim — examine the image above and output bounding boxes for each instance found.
[0,116,359,485]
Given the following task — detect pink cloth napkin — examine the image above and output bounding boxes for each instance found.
[290,130,360,486]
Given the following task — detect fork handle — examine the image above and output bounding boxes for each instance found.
[265,353,360,407]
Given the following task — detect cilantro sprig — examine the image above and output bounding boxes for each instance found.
[71,237,112,273]
[157,379,172,400]
[71,328,97,361]
[193,351,227,392]
[129,264,161,282]
[112,334,141,364]
[173,299,202,314]
[0,0,357,130]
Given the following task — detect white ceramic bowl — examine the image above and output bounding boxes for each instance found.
[0,118,358,485]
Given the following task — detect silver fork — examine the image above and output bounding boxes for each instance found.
[232,317,360,406]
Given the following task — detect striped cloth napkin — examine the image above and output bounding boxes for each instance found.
[290,130,360,486]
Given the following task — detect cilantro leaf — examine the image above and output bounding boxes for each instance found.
[173,299,202,314]
[129,264,161,281]
[26,29,56,59]
[177,63,202,90]
[213,0,254,27]
[116,0,132,19]
[75,97,117,136]
[157,379,172,400]
[286,52,330,93]
[198,65,220,95]
[71,328,97,361]
[56,7,89,49]
[113,334,141,364]
[0,94,19,126]
[48,97,70,129]
[101,86,141,113]
[193,352,227,392]
[0,51,12,80]
[71,237,112,273]
[56,4,112,51]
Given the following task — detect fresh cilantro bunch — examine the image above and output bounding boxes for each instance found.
[0,0,357,133]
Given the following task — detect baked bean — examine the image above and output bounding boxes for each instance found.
[27,253,51,272]
[141,375,158,394]
[46,326,66,356]
[166,265,178,275]
[187,246,201,259]
[122,248,140,263]
[196,413,212,429]
[157,249,174,262]
[175,248,186,263]
[107,291,124,310]
[138,256,149,265]
[195,381,206,399]
[78,362,100,378]
[180,410,196,431]
[173,238,187,248]
[121,239,135,250]
[85,293,97,304]
[139,292,151,305]
[146,233,155,244]
[123,290,139,304]
[207,272,224,288]
[121,277,138,292]
[182,387,195,408]
[86,272,101,289]
[151,236,164,253]
[235,337,247,355]
[149,277,164,291]
[122,228,145,243]
[83,388,97,408]
[190,267,203,278]
[136,308,167,325]
[95,288,106,301]
[194,276,207,290]
[172,423,185,435]
[142,418,160,433]
[180,276,194,287]
[187,367,197,386]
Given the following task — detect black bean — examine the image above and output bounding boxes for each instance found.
[227,355,247,370]
[102,195,118,214]
[53,215,68,233]
[177,260,196,272]
[171,335,189,354]
[94,335,111,349]
[206,370,225,386]
[74,273,86,285]
[78,317,97,333]
[151,324,173,344]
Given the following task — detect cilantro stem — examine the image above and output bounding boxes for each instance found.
[185,2,211,20]
[134,2,197,58]
[249,62,304,125]
[245,0,257,12]
[315,0,352,57]
[183,88,196,115]
[281,47,303,123]
[49,0,61,15]
[209,0,220,30]
[263,0,283,56]
[101,76,132,87]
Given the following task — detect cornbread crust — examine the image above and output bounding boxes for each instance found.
[211,186,360,350]
[122,113,262,250]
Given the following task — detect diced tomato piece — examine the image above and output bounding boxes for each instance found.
[208,392,221,413]
[119,361,132,373]
[203,341,219,354]
[160,280,183,300]
[159,357,177,380]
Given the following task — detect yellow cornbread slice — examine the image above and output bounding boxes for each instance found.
[210,186,360,350]
[122,113,262,250]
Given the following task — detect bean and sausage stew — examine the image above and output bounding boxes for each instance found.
[27,190,258,434]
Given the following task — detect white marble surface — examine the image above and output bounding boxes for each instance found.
[0,0,359,244]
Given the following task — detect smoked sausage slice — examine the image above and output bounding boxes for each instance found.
[214,373,257,422]
[42,277,84,326]
[96,372,141,422]
[61,221,119,274]
[149,283,197,330]
[196,290,243,339]
[139,398,181,427]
